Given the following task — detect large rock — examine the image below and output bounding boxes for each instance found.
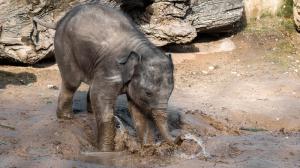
[0,0,81,64]
[186,0,244,32]
[133,0,197,46]
[0,0,244,64]
[294,0,300,31]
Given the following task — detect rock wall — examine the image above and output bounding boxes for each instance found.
[0,0,244,64]
[0,0,82,64]
[294,0,300,31]
[244,0,284,20]
[187,0,244,32]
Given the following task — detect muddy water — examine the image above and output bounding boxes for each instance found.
[1,67,299,168]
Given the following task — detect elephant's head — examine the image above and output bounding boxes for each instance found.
[118,48,176,144]
[119,49,174,112]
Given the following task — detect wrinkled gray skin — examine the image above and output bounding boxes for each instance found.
[35,3,177,151]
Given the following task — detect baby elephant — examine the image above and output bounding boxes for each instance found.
[33,2,177,151]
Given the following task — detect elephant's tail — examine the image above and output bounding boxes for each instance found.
[32,17,56,30]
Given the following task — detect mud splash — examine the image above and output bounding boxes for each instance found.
[176,133,210,159]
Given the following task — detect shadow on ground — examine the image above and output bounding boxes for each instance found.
[0,70,37,89]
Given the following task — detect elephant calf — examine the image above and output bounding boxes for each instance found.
[34,2,177,151]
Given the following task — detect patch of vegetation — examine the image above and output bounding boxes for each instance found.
[244,17,298,70]
[242,1,299,72]
[244,16,296,36]
[277,41,296,54]
[240,127,267,132]
[264,38,297,69]
[280,18,295,33]
[260,11,273,19]
[277,0,294,18]
[243,18,279,35]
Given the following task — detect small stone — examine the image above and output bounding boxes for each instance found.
[0,117,7,120]
[54,132,60,136]
[27,83,33,87]
[47,84,59,90]
[202,70,208,74]
[19,79,25,84]
[208,66,215,70]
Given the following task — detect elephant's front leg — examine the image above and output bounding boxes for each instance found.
[128,100,154,145]
[152,109,181,145]
[90,87,117,151]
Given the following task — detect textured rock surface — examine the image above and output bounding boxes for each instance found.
[294,0,300,31]
[0,0,83,64]
[0,0,244,64]
[133,0,197,46]
[186,0,244,32]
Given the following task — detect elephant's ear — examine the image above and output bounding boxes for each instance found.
[166,52,172,61]
[118,51,140,84]
[166,52,171,58]
[166,52,174,70]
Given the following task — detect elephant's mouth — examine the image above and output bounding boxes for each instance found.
[154,103,168,110]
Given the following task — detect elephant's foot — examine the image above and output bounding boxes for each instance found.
[98,144,114,152]
[164,135,182,147]
[174,135,183,145]
[97,122,116,152]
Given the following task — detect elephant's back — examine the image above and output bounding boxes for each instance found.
[54,3,138,83]
[56,3,137,45]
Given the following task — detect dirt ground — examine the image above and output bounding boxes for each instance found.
[1,18,300,168]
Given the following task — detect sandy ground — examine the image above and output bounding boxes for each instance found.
[1,19,300,167]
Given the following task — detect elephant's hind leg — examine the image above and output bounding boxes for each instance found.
[56,80,80,119]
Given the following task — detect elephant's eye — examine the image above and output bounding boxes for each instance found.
[145,91,152,97]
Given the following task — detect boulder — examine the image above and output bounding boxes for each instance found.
[294,0,300,31]
[0,0,244,64]
[186,0,244,32]
[132,0,197,46]
[0,0,80,64]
